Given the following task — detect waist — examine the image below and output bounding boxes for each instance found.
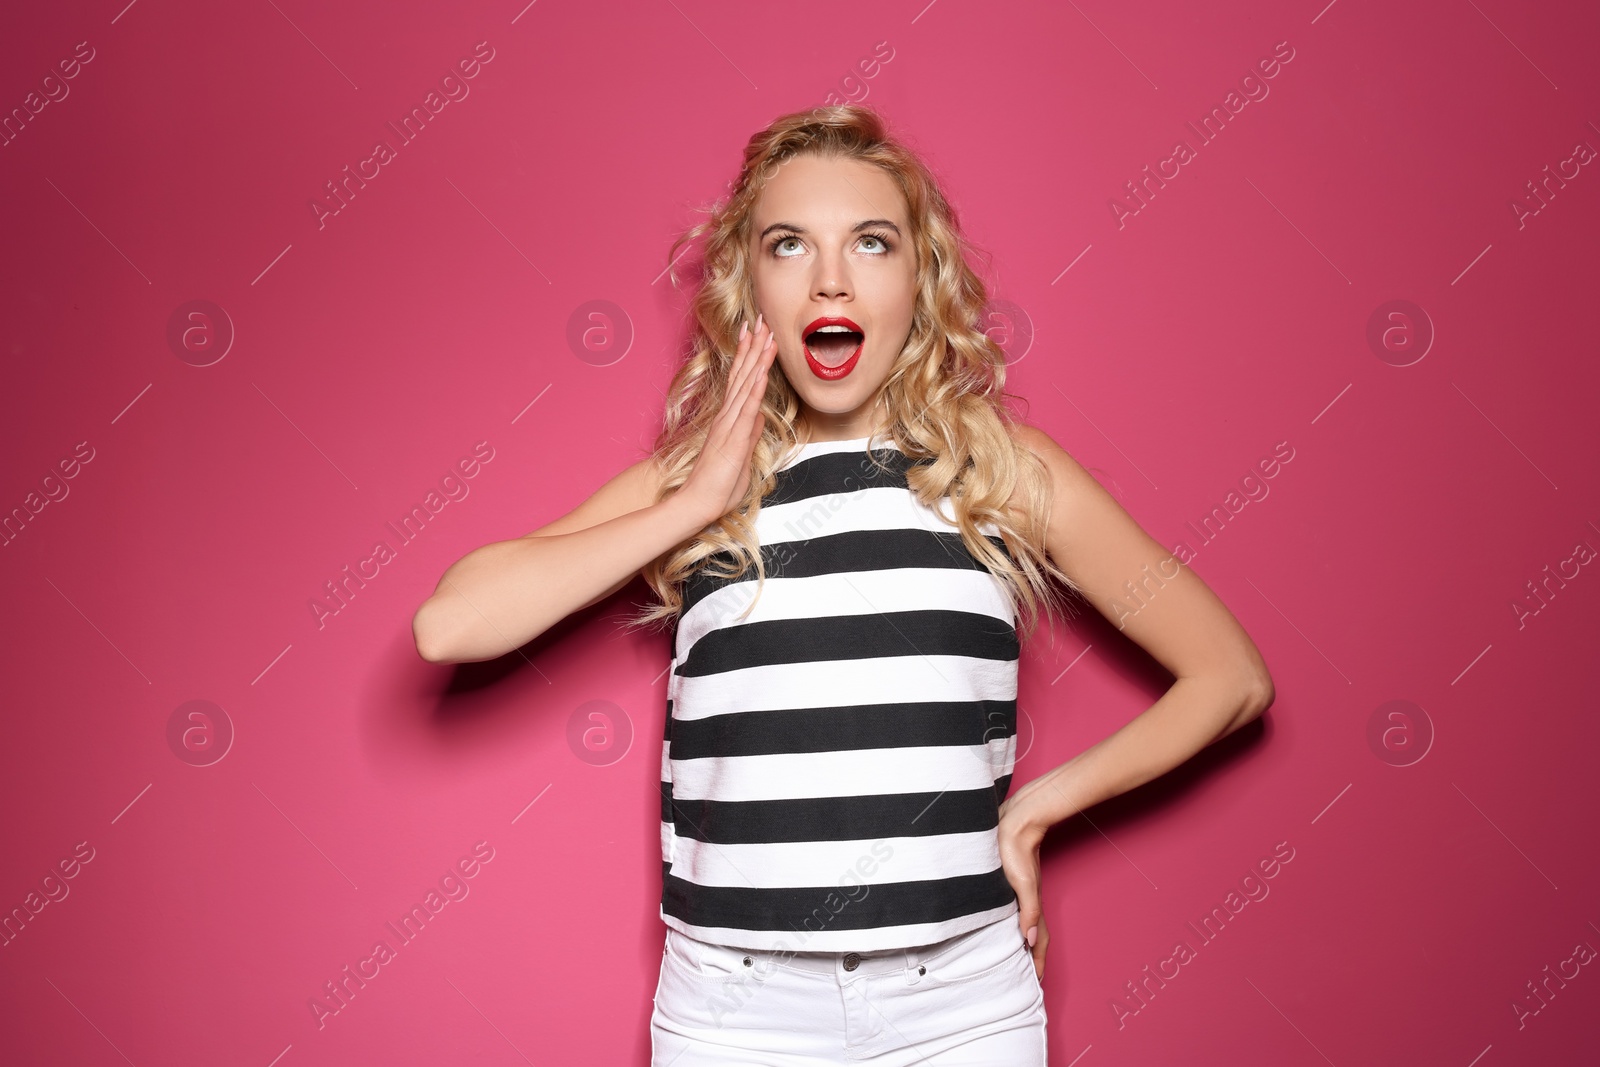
[664,909,1022,974]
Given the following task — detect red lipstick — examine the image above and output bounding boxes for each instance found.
[801,316,865,381]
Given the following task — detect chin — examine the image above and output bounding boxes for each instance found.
[796,380,875,407]
[784,359,888,401]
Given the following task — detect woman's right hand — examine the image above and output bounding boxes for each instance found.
[675,314,778,527]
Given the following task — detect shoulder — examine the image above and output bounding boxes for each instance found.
[1002,422,1099,526]
[1006,421,1091,483]
[1008,422,1063,462]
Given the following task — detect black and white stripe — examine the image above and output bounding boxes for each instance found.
[658,435,1023,952]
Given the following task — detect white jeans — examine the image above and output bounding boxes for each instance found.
[650,916,1048,1065]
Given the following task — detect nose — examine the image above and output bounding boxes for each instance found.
[812,246,852,302]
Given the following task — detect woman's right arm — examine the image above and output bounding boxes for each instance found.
[411,315,778,665]
[410,461,712,664]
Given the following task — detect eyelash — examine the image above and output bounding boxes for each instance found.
[768,230,895,257]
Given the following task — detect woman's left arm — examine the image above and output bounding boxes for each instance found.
[998,423,1276,977]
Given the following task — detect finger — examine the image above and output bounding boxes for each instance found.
[728,314,771,389]
[727,316,774,412]
[1014,883,1041,937]
[1017,883,1043,953]
[711,357,768,507]
[717,317,773,434]
[706,328,760,449]
[703,332,772,478]
[719,321,758,417]
[732,325,774,407]
[735,341,773,447]
[720,330,774,444]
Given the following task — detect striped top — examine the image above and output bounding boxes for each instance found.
[658,432,1023,952]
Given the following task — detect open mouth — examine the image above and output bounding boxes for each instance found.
[802,317,865,380]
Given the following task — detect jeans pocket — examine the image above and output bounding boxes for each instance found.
[664,928,752,982]
[921,920,1028,987]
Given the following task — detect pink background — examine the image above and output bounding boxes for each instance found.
[3,0,1598,1063]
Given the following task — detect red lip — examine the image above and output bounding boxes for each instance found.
[801,316,865,381]
[803,315,863,335]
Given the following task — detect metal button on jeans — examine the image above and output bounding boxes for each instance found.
[842,952,862,971]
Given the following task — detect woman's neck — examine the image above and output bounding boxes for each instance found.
[795,404,888,444]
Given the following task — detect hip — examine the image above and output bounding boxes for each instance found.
[651,915,1047,1064]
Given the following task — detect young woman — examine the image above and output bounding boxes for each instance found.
[413,105,1274,1065]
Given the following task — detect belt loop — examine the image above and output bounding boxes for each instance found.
[904,943,925,983]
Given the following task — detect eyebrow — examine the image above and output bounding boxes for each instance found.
[757,219,903,240]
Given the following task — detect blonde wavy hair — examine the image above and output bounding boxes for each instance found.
[626,104,1080,638]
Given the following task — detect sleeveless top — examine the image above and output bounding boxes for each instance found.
[658,433,1023,952]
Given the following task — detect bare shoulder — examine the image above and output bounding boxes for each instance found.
[522,451,667,539]
[1009,422,1067,464]
[1004,422,1100,524]
[1009,422,1090,471]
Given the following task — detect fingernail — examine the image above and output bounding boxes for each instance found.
[739,321,748,340]
[1026,926,1038,947]
[756,312,764,331]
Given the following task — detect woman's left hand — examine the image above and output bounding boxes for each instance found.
[997,792,1051,981]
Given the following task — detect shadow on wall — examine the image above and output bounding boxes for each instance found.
[1029,582,1271,868]
[354,576,670,785]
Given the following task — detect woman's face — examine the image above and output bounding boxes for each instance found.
[748,153,918,441]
